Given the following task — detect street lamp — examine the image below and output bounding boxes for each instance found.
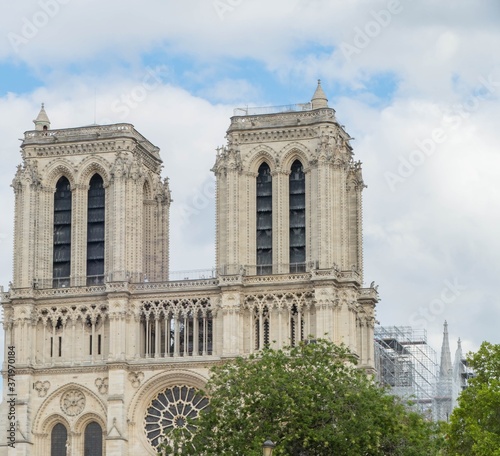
[262,439,276,456]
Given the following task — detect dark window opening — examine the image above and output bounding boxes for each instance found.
[58,336,62,357]
[51,423,67,456]
[98,334,101,355]
[289,160,306,272]
[263,318,270,346]
[255,318,260,351]
[89,335,92,355]
[257,163,272,275]
[84,422,103,456]
[50,337,53,358]
[87,174,105,285]
[53,177,72,288]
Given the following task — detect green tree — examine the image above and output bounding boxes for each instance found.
[161,339,442,455]
[446,342,500,455]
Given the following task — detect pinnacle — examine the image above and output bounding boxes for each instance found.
[33,103,51,131]
[311,79,328,109]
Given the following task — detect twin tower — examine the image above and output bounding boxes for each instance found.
[1,83,378,455]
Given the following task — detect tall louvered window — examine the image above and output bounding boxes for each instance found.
[84,422,103,456]
[53,177,72,288]
[87,174,105,285]
[289,160,306,272]
[51,423,67,456]
[256,163,272,275]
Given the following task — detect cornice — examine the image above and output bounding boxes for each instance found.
[230,126,317,145]
[24,140,119,159]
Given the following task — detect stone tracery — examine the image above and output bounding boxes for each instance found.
[139,298,214,358]
[61,389,86,416]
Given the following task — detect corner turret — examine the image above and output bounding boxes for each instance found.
[311,79,328,109]
[33,103,50,131]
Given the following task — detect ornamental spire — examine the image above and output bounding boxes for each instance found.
[33,103,50,131]
[311,79,328,109]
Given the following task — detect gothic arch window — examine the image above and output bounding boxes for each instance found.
[51,422,67,456]
[84,421,103,456]
[87,174,105,285]
[289,160,306,272]
[53,176,72,288]
[256,162,272,275]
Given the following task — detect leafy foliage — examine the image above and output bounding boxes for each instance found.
[161,339,442,455]
[446,342,500,455]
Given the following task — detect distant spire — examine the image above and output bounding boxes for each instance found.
[311,79,328,109]
[439,321,453,379]
[453,337,463,377]
[33,103,50,131]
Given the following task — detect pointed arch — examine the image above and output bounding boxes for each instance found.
[74,412,107,435]
[279,142,311,171]
[78,157,111,188]
[143,177,153,200]
[33,383,107,436]
[39,413,71,436]
[44,160,76,190]
[246,145,278,174]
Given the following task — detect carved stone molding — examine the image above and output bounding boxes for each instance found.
[128,371,144,388]
[95,377,109,395]
[34,380,50,398]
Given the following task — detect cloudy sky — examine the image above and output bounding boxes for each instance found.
[1,0,499,360]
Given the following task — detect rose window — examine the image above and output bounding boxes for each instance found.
[61,389,86,416]
[144,385,209,450]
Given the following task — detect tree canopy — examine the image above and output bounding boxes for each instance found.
[446,341,500,455]
[161,339,442,455]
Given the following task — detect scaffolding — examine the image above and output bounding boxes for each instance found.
[374,326,438,418]
[452,341,475,409]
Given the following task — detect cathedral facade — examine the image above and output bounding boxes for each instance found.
[0,83,378,455]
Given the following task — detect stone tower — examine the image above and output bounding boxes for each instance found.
[214,81,364,277]
[1,85,378,455]
[212,81,374,360]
